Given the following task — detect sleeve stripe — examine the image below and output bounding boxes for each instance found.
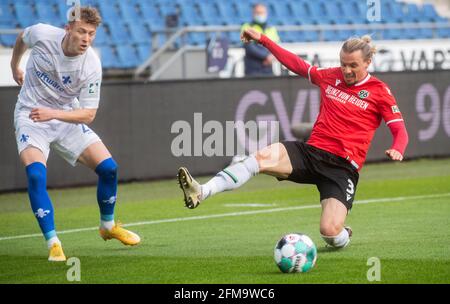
[307,66,312,83]
[386,119,404,126]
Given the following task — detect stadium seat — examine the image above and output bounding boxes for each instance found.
[216,2,239,25]
[118,2,142,22]
[35,3,61,26]
[107,22,131,45]
[422,3,446,23]
[128,22,152,45]
[98,46,120,69]
[197,2,222,26]
[136,42,152,63]
[14,3,37,28]
[0,23,19,47]
[0,3,15,25]
[116,45,140,68]
[93,25,110,46]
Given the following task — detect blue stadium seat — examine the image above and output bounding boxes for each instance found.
[0,3,15,25]
[234,2,252,21]
[136,42,152,63]
[197,2,222,25]
[216,2,239,25]
[383,28,404,40]
[118,2,142,22]
[97,2,121,21]
[128,21,151,45]
[417,28,434,39]
[403,27,421,40]
[269,1,292,20]
[116,45,140,68]
[106,22,131,45]
[14,3,37,27]
[404,3,421,23]
[35,3,60,26]
[437,27,450,39]
[422,3,445,22]
[305,2,324,20]
[98,46,119,69]
[187,32,207,46]
[0,23,19,47]
[322,30,340,42]
[93,24,110,46]
[139,3,160,21]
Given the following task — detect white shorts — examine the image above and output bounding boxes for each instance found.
[14,105,101,166]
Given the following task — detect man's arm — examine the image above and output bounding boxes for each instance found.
[29,108,97,125]
[10,31,27,86]
[241,28,311,77]
[385,121,409,161]
[244,43,270,60]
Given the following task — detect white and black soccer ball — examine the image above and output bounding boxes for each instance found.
[274,233,317,273]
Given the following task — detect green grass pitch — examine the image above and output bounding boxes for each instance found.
[0,158,449,284]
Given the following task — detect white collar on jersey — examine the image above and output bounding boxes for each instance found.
[354,73,371,87]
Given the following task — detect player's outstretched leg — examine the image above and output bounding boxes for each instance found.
[178,155,260,209]
[320,198,351,249]
[26,162,66,261]
[94,158,141,246]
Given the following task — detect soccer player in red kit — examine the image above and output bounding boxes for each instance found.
[177,28,409,249]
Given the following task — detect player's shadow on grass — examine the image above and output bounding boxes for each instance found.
[317,246,349,254]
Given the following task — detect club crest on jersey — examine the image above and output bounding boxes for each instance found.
[358,90,370,99]
[335,79,341,86]
[391,105,401,114]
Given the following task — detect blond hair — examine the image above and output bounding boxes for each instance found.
[341,35,377,61]
[67,6,102,27]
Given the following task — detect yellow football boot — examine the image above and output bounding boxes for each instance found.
[48,243,67,262]
[99,222,141,246]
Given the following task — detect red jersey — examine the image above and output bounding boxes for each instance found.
[259,35,404,170]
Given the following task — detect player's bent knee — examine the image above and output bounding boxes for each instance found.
[26,162,47,189]
[95,158,118,179]
[320,223,341,237]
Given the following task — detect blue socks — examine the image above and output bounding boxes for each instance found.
[26,162,56,241]
[95,158,118,223]
[26,158,118,243]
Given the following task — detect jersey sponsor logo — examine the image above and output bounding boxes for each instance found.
[88,81,100,95]
[35,70,64,92]
[35,208,51,219]
[20,134,30,143]
[358,90,370,99]
[325,85,369,110]
[391,105,401,114]
[62,76,72,85]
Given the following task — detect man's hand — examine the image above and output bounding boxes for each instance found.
[385,149,403,161]
[29,108,57,122]
[12,67,25,86]
[263,54,275,66]
[241,28,262,43]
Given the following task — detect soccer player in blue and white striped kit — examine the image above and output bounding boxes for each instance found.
[10,6,140,261]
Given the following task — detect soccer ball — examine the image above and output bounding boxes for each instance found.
[274,233,317,273]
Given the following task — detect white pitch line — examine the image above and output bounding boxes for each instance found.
[0,192,449,242]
